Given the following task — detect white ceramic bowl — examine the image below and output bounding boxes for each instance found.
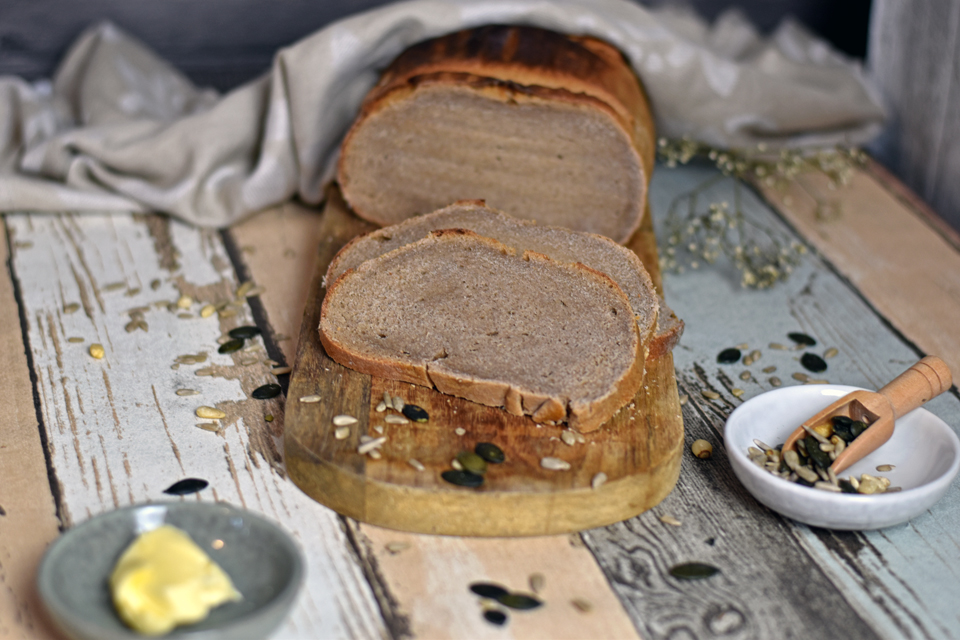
[724,385,960,530]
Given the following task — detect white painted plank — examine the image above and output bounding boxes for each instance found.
[5,212,386,640]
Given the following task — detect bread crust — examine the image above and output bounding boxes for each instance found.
[319,229,644,432]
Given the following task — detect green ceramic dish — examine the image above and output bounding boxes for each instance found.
[37,502,304,640]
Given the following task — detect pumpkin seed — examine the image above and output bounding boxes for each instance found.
[660,514,682,526]
[571,598,593,613]
[176,389,199,396]
[700,390,720,400]
[561,430,577,446]
[482,610,508,626]
[334,426,350,440]
[529,573,545,594]
[739,371,751,381]
[218,338,244,354]
[200,304,216,318]
[669,562,720,580]
[788,332,817,346]
[67,336,85,343]
[265,415,274,422]
[333,415,358,426]
[252,384,281,400]
[541,457,571,471]
[89,344,105,359]
[801,353,827,373]
[769,376,782,387]
[498,593,543,610]
[408,458,425,471]
[442,469,483,487]
[229,325,261,339]
[876,464,895,472]
[591,472,608,490]
[299,395,321,403]
[475,443,505,464]
[717,348,741,364]
[456,451,488,475]
[63,302,81,314]
[401,404,429,422]
[385,414,409,424]
[196,406,226,420]
[824,347,839,359]
[358,437,386,455]
[163,478,208,495]
[691,439,713,459]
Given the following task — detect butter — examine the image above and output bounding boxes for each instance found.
[109,524,241,636]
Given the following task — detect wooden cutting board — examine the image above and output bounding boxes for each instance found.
[284,186,684,536]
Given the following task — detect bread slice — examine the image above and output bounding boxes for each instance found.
[319,229,644,432]
[648,296,685,360]
[326,200,659,345]
[337,25,655,244]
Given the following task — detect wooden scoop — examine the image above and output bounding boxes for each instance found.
[782,356,952,475]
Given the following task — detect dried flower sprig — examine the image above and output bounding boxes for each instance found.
[656,138,868,288]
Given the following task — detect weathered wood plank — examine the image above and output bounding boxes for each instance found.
[580,165,960,640]
[5,212,387,639]
[0,220,62,640]
[228,198,644,639]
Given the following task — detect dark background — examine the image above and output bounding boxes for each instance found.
[0,0,873,91]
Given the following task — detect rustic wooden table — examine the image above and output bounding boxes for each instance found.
[2,159,959,640]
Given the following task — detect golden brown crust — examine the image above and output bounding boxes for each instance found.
[645,297,685,361]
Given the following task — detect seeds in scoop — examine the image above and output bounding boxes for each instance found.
[541,457,571,471]
[163,478,208,495]
[475,443,505,464]
[67,336,84,343]
[382,391,391,407]
[669,563,720,580]
[824,347,839,359]
[691,440,713,459]
[196,406,226,419]
[660,514,682,526]
[717,348,741,364]
[299,395,321,403]
[200,304,216,318]
[561,430,577,446]
[408,458,425,471]
[176,389,199,396]
[89,344,105,359]
[814,481,842,492]
[333,415,358,426]
[442,469,483,487]
[876,464,895,472]
[334,426,350,440]
[252,384,282,400]
[483,610,508,626]
[385,414,409,424]
[401,404,429,422]
[788,332,817,346]
[456,451,487,475]
[63,302,80,314]
[591,472,608,490]
[229,325,261,339]
[701,390,720,400]
[218,338,244,354]
[529,573,545,594]
[801,353,828,373]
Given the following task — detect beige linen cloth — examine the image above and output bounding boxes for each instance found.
[0,0,884,227]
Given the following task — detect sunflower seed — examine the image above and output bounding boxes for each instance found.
[732,388,744,397]
[739,371,751,381]
[236,281,255,298]
[358,437,386,455]
[333,414,358,426]
[691,440,712,458]
[299,395,321,403]
[373,424,384,434]
[770,342,788,350]
[451,459,463,471]
[218,308,237,318]
[176,389,199,396]
[529,573,545,594]
[796,466,819,483]
[375,401,387,412]
[89,344,105,359]
[701,390,720,400]
[196,422,222,433]
[335,426,350,440]
[271,366,292,376]
[408,458,425,471]
[734,343,749,350]
[200,304,216,318]
[382,391,392,407]
[591,472,608,489]
[876,464,895,472]
[392,396,405,412]
[561,430,577,446]
[660,514,682,526]
[762,366,777,373]
[67,337,85,343]
[195,368,215,376]
[240,357,258,366]
[104,282,126,292]
[176,295,192,309]
[571,598,593,613]
[368,449,382,460]
[541,457,570,471]
[63,302,81,314]
[385,414,409,424]
[806,379,829,384]
[769,376,782,387]
[792,372,809,382]
[814,481,842,492]
[678,394,689,406]
[824,347,839,359]
[455,428,466,436]
[196,406,226,420]
[788,332,817,346]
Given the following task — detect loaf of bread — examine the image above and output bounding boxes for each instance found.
[337,25,655,244]
[319,229,644,432]
[326,200,660,344]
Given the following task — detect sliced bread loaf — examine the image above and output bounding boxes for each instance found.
[326,200,659,344]
[319,229,644,432]
[337,25,655,244]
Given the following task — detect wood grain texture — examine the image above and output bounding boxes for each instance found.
[283,187,682,536]
[868,0,960,233]
[0,220,62,640]
[228,197,645,639]
[4,211,387,640]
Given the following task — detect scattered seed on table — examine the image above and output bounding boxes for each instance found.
[806,379,829,384]
[408,458,425,471]
[89,344,105,359]
[229,325,261,340]
[385,414,409,424]
[669,562,720,580]
[541,457,571,471]
[334,426,350,440]
[373,424,384,434]
[391,396,405,412]
[196,423,221,433]
[218,338,244,354]
[299,395,321,403]
[265,415,274,422]
[701,390,720,400]
[196,406,226,420]
[717,348,741,364]
[239,357,258,366]
[176,389,199,396]
[660,514,682,526]
[385,541,410,554]
[358,437,386,455]
[442,469,483,487]
[678,394,689,406]
[561,430,577,446]
[67,336,84,343]
[691,439,713,459]
[150,279,161,290]
[591,472,608,490]
[200,304,216,318]
[470,583,509,599]
[498,594,543,610]
[218,308,237,318]
[63,302,81,314]
[457,452,488,475]
[455,428,466,436]
[176,295,192,309]
[244,286,266,298]
[739,371,751,381]
[382,391,392,407]
[475,443,505,464]
[732,388,744,397]
[163,478,208,495]
[876,464,895,472]
[271,366,292,376]
[824,347,839,359]
[792,372,810,382]
[742,353,754,366]
[483,610,508,626]
[401,404,429,422]
[236,281,255,298]
[788,332,817,346]
[104,282,126,292]
[450,459,463,471]
[801,353,828,373]
[333,415,358,427]
[769,342,787,350]
[734,343,749,350]
[762,366,777,373]
[375,401,387,412]
[252,384,281,400]
[529,573,545,594]
[571,598,593,613]
[195,368,215,376]
[770,376,782,387]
